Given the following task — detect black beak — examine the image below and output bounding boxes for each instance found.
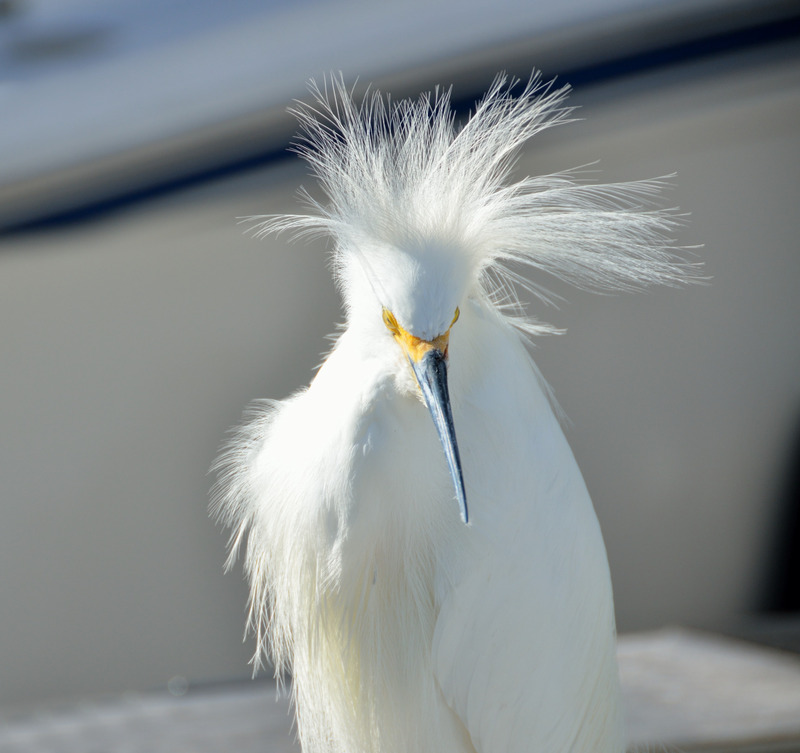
[409,349,469,524]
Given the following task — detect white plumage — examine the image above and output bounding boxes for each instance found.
[212,73,696,753]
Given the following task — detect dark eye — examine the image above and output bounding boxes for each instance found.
[382,307,400,335]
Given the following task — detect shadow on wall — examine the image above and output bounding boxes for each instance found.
[763,408,800,613]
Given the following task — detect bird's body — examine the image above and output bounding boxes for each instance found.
[213,74,694,753]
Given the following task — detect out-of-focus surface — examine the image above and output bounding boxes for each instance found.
[527,49,800,633]
[1,0,793,228]
[620,629,800,750]
[0,680,300,753]
[2,632,800,753]
[1,0,799,716]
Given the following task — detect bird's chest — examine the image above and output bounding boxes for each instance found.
[317,384,459,592]
[279,392,471,753]
[310,391,457,679]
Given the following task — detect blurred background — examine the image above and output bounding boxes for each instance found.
[1,0,799,714]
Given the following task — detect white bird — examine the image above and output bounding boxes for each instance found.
[212,73,695,753]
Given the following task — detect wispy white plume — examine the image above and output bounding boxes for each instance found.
[249,72,700,337]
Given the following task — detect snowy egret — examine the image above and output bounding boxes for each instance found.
[213,73,696,753]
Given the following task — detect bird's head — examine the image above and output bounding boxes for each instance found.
[248,73,699,525]
[338,235,469,337]
[338,236,472,522]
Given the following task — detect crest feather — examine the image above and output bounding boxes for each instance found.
[249,72,701,335]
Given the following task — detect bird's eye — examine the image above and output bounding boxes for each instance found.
[451,307,460,327]
[382,307,400,335]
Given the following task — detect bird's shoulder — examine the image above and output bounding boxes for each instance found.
[430,308,623,752]
[219,330,395,516]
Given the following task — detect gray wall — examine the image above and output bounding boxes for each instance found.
[1,47,799,708]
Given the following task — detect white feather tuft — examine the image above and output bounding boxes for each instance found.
[248,72,700,338]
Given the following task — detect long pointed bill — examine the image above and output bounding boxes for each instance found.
[408,349,469,524]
